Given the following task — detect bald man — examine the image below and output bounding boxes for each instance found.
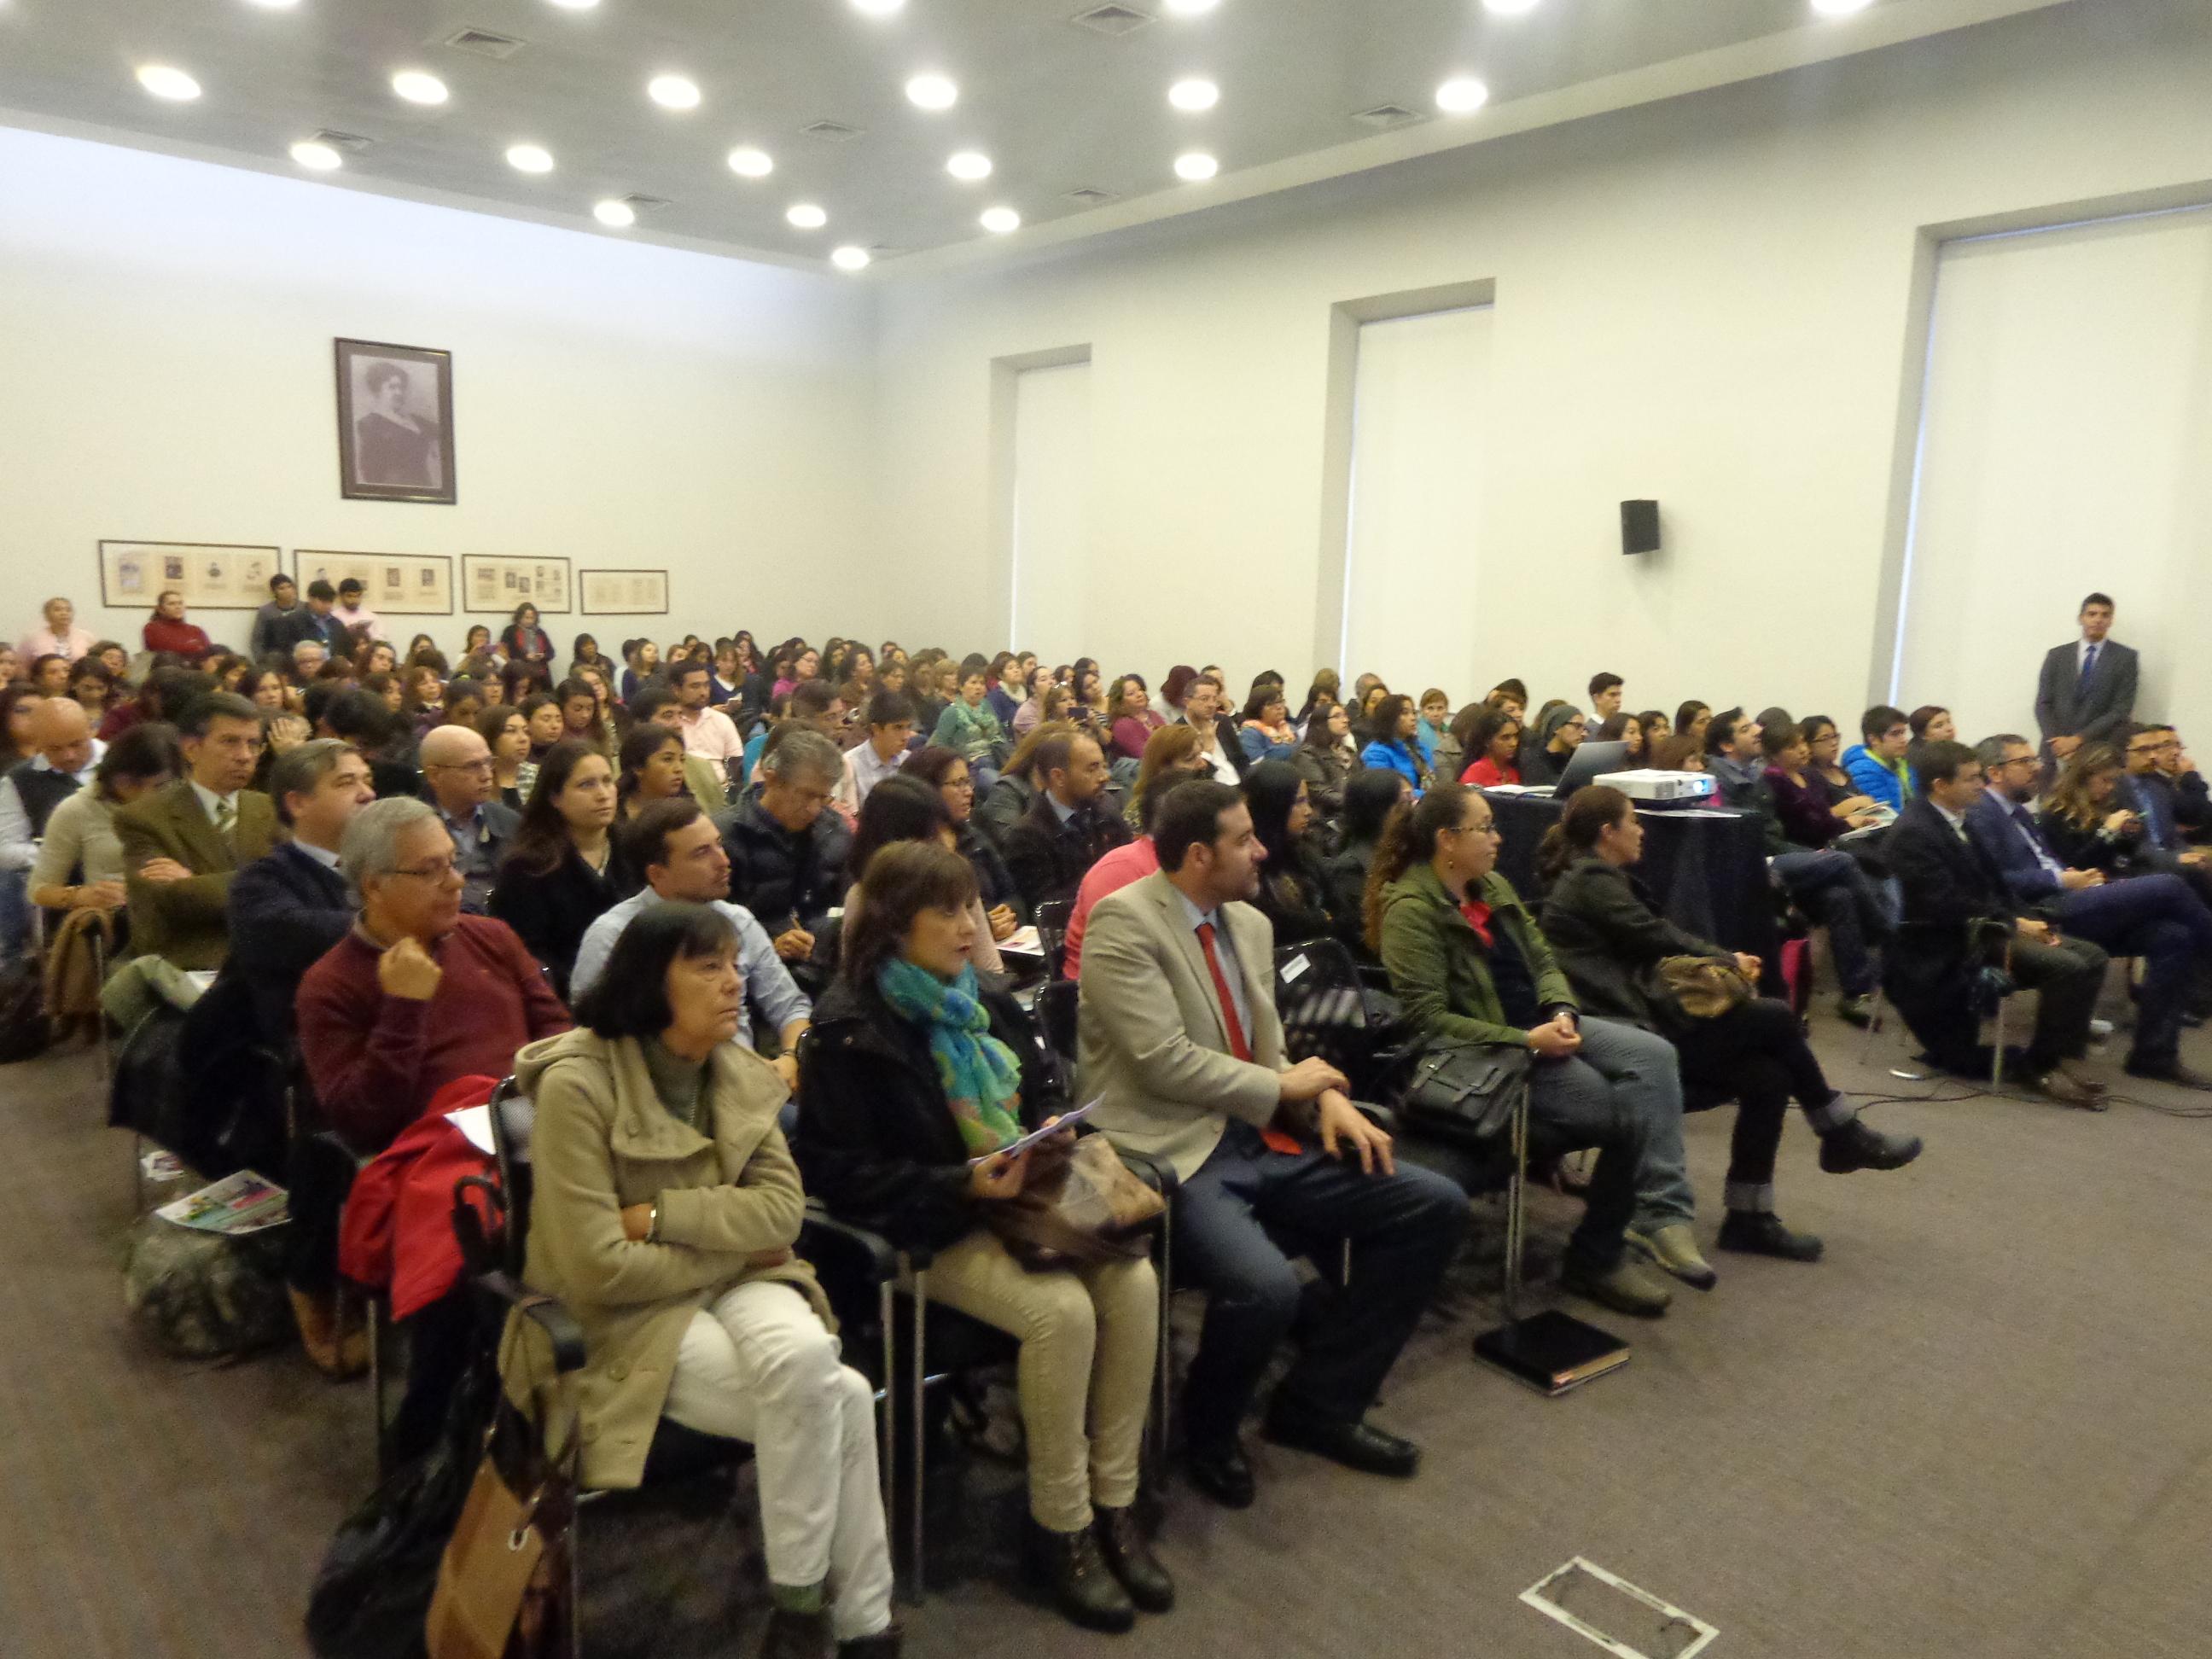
[417,724,517,914]
[0,696,104,873]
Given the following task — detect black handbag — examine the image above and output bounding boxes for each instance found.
[1394,1042,1532,1149]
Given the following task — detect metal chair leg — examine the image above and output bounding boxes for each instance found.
[909,1271,928,1601]
[568,1498,585,1659]
[367,1295,387,1478]
[876,1278,901,1604]
[1992,994,2008,1087]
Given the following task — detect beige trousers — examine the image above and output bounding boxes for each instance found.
[919,1229,1159,1532]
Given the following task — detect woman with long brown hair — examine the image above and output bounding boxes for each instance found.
[488,740,632,997]
[1537,786,1920,1266]
[2038,742,2145,874]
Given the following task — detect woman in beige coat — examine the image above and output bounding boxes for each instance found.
[503,901,896,1659]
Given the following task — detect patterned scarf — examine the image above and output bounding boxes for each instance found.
[876,956,1024,1156]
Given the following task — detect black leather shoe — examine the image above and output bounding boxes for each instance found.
[1818,1117,1924,1174]
[1093,1505,1174,1613]
[1716,1210,1825,1262]
[759,1607,832,1659]
[1184,1439,1255,1509]
[836,1628,902,1659]
[1024,1520,1136,1633]
[1260,1410,1419,1478]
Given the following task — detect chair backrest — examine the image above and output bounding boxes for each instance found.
[1034,897,1074,977]
[1033,978,1080,1066]
[485,1075,533,1274]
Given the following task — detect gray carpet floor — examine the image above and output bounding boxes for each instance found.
[4,1003,2209,1659]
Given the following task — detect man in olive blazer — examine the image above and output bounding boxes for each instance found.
[115,692,276,970]
[1076,780,1464,1510]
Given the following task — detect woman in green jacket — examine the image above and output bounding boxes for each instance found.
[1365,783,1702,1318]
[503,903,896,1658]
[931,662,1007,772]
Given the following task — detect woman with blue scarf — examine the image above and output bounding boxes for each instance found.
[796,842,1169,1635]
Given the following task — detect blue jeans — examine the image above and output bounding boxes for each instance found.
[1173,1120,1466,1448]
[1526,1016,1694,1267]
[2054,871,2212,1065]
[1772,848,1889,997]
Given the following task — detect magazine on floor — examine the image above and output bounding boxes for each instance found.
[155,1171,290,1235]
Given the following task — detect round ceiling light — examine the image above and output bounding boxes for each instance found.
[831,246,872,271]
[1435,76,1490,114]
[980,207,1021,235]
[850,0,905,13]
[648,74,701,109]
[727,146,774,178]
[905,73,958,110]
[1168,78,1220,112]
[1162,0,1220,14]
[289,140,342,171]
[136,65,202,102]
[1482,0,1544,15]
[391,70,449,105]
[946,150,992,181]
[505,143,555,173]
[592,199,636,227]
[787,202,829,229]
[544,0,601,9]
[1173,151,1219,181]
[1810,0,1877,12]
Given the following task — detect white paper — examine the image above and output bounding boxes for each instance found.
[998,926,1045,957]
[968,1098,1100,1166]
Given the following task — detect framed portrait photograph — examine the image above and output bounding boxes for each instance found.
[335,338,456,504]
[99,539,283,611]
[579,568,670,615]
[290,550,454,615]
[462,555,572,614]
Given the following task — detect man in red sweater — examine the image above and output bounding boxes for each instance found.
[298,796,568,1155]
[295,795,568,1451]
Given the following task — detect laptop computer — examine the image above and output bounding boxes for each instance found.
[1551,739,1631,796]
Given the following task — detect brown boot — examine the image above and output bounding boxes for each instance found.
[288,1287,366,1378]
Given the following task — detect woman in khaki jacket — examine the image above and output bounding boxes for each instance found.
[503,902,896,1659]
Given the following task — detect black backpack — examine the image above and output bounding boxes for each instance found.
[0,963,50,1064]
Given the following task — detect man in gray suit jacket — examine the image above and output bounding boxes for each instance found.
[1079,781,1465,1510]
[2034,591,2139,761]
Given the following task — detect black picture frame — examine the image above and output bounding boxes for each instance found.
[335,337,456,504]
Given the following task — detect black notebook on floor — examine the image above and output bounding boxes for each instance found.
[1474,1310,1630,1396]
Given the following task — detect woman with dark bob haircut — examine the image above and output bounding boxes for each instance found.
[515,902,897,1656]
[796,842,1168,1634]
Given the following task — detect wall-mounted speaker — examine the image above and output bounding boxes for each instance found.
[1621,500,1660,556]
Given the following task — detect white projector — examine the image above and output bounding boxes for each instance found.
[1598,769,1716,802]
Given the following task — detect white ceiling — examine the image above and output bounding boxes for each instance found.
[0,0,2065,273]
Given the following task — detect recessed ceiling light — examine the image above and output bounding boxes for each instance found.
[850,0,905,13]
[831,246,872,271]
[1168,78,1220,112]
[1435,76,1490,114]
[648,74,701,109]
[136,65,202,102]
[1173,151,1218,181]
[1482,0,1544,15]
[1810,0,1876,12]
[727,146,774,178]
[244,0,303,9]
[391,70,449,105]
[980,206,1021,234]
[505,143,554,173]
[946,150,992,181]
[592,199,636,228]
[544,0,601,9]
[1162,0,1220,14]
[787,202,829,229]
[289,140,342,171]
[905,73,958,111]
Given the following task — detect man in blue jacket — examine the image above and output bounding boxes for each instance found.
[1842,705,1914,812]
[1965,733,2212,1089]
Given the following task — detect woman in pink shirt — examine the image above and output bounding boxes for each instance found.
[1106,674,1164,762]
[20,597,96,664]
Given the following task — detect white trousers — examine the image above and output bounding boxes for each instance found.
[661,1281,894,1643]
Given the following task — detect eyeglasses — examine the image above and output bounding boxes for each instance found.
[429,758,493,775]
[390,859,459,883]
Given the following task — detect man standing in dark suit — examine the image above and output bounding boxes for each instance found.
[226,739,376,1044]
[1885,740,2106,1106]
[1003,731,1132,912]
[2034,592,2138,764]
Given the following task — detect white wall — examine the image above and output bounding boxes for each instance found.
[0,125,875,659]
[1895,207,2212,746]
[1010,359,1096,663]
[869,0,2212,722]
[1342,306,1494,701]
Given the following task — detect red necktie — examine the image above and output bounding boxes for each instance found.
[1198,920,1300,1154]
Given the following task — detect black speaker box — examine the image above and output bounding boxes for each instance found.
[1621,500,1660,556]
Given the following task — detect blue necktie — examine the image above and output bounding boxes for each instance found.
[2081,643,2099,686]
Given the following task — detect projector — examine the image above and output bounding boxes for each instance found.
[1598,769,1716,803]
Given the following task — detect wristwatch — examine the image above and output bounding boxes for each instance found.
[646,1201,661,1241]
